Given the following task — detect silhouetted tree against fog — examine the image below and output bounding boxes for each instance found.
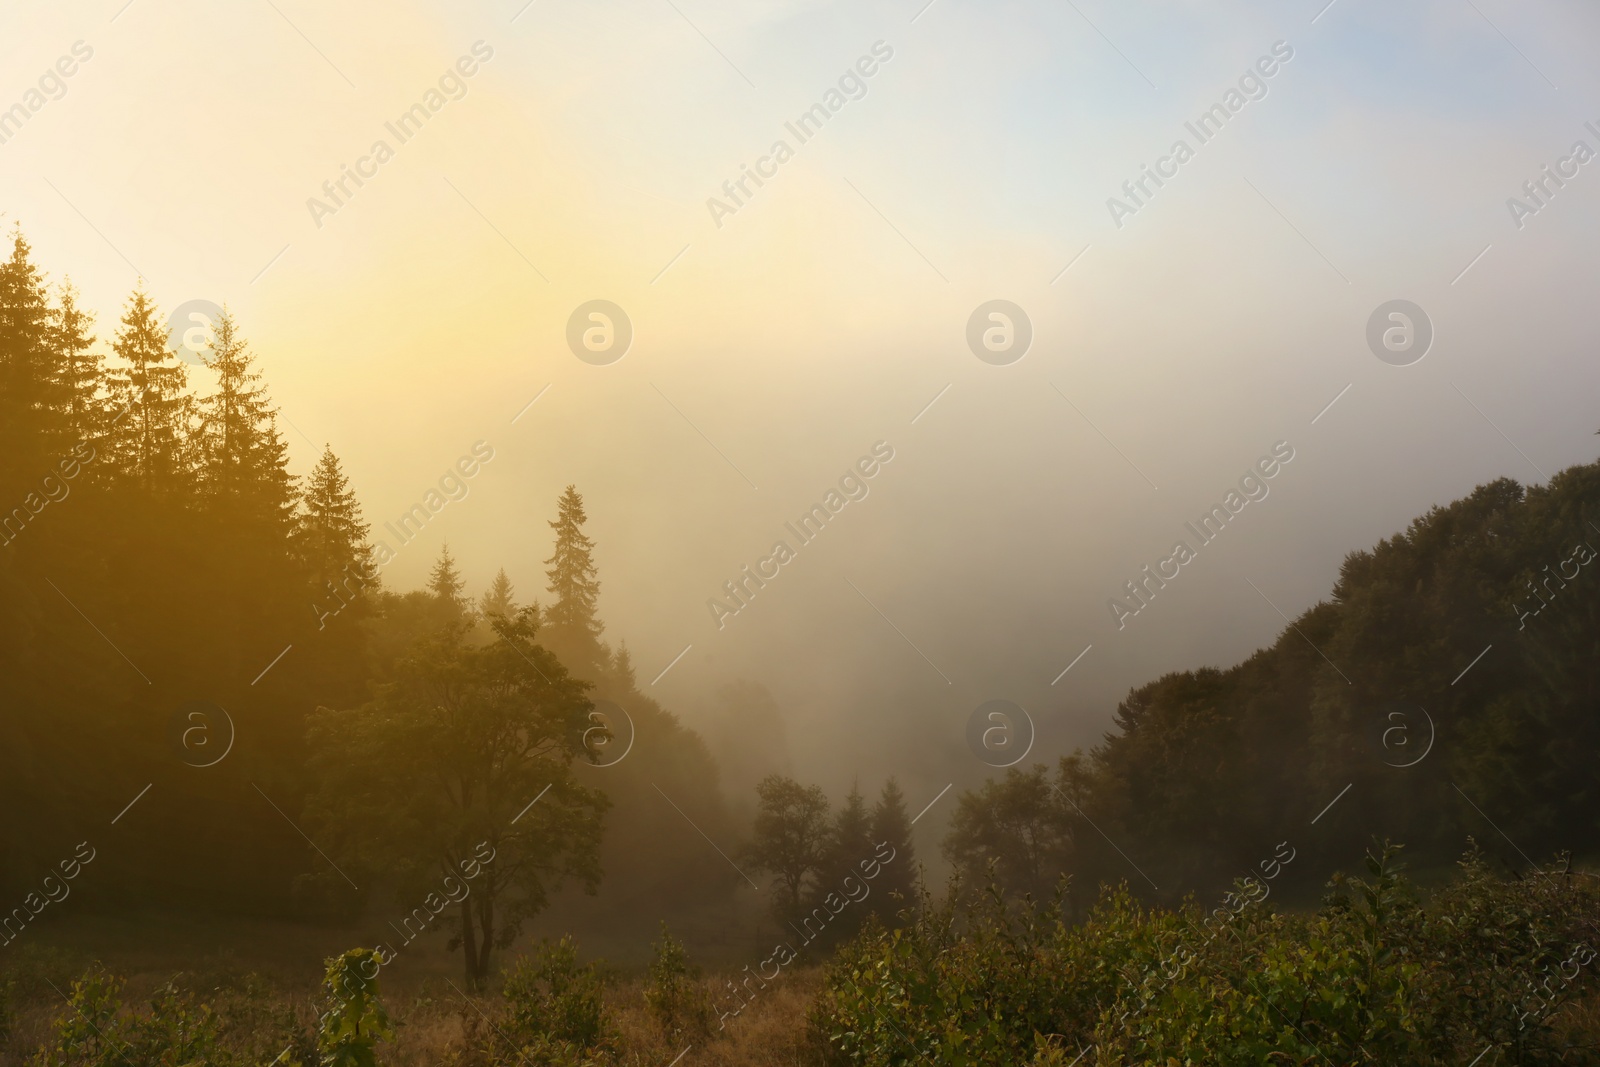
[742,774,832,918]
[480,567,516,619]
[543,483,605,681]
[428,542,468,614]
[869,778,918,922]
[305,609,608,989]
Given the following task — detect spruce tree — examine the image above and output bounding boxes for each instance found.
[870,778,918,922]
[429,543,467,611]
[609,641,636,692]
[52,280,107,448]
[812,781,874,935]
[107,287,189,492]
[543,485,603,679]
[0,229,69,486]
[830,782,874,874]
[300,445,370,582]
[299,444,375,706]
[480,567,516,618]
[194,308,295,530]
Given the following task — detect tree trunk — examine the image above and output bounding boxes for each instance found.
[474,891,496,986]
[460,898,480,991]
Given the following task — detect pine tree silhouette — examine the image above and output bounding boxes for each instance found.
[195,307,295,531]
[300,445,371,583]
[870,778,918,923]
[52,280,108,451]
[480,567,516,618]
[108,286,189,492]
[429,542,467,611]
[0,230,70,486]
[543,485,604,679]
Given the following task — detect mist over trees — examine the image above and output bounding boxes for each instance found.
[0,230,745,945]
[4,224,1598,1000]
[939,464,1600,908]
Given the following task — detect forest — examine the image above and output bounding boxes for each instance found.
[3,224,1600,1063]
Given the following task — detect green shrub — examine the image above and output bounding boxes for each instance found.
[502,936,610,1053]
[811,842,1600,1066]
[643,923,711,1041]
[314,947,395,1067]
[28,965,241,1067]
[29,964,129,1067]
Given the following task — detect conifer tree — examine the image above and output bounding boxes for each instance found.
[870,778,918,921]
[300,445,370,581]
[429,543,467,611]
[480,568,516,618]
[544,485,603,678]
[609,641,636,692]
[830,782,874,874]
[0,230,69,484]
[812,781,874,935]
[107,287,189,491]
[52,280,107,447]
[195,308,295,530]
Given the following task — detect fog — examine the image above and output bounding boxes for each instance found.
[3,0,1597,831]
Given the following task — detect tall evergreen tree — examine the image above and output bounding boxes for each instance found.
[429,543,467,611]
[52,280,105,447]
[544,485,603,678]
[107,287,189,491]
[299,444,375,709]
[0,230,68,487]
[811,781,874,939]
[195,308,295,529]
[300,445,370,583]
[480,567,516,618]
[871,778,918,921]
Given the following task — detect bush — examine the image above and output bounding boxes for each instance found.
[314,947,395,1067]
[502,936,611,1054]
[643,923,712,1041]
[29,965,231,1067]
[810,842,1600,1066]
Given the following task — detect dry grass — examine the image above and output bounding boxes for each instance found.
[0,953,826,1066]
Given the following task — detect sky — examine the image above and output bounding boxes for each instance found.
[2,0,1598,811]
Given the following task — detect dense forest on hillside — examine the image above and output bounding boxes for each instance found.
[939,459,1600,915]
[0,227,748,936]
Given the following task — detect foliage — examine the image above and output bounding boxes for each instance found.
[29,964,127,1067]
[643,922,712,1041]
[542,484,604,680]
[428,543,468,613]
[28,965,231,1067]
[314,948,395,1067]
[742,775,834,918]
[811,843,1600,1066]
[866,779,918,924]
[305,610,609,988]
[480,567,516,619]
[939,464,1600,906]
[502,936,612,1054]
[943,764,1076,906]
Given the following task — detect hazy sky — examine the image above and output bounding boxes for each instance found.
[3,0,1598,810]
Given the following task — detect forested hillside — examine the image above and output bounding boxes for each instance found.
[0,228,736,934]
[945,459,1600,909]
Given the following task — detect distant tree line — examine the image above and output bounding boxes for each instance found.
[939,462,1600,909]
[738,774,919,944]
